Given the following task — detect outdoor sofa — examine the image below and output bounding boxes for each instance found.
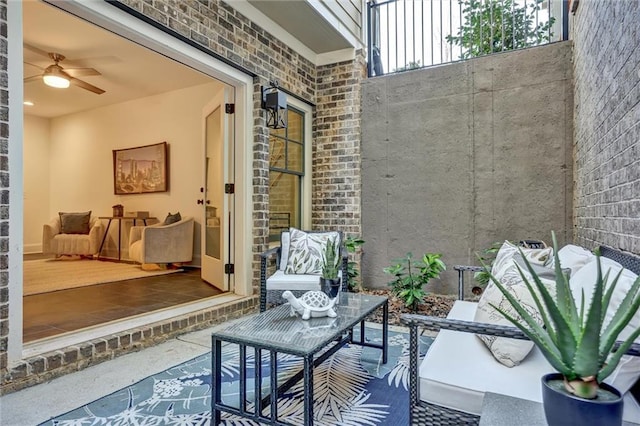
[401,244,640,425]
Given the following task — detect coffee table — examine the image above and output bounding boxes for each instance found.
[211,292,388,426]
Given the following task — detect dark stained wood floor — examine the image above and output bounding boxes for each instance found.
[23,266,224,342]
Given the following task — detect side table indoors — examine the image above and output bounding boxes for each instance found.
[97,216,156,261]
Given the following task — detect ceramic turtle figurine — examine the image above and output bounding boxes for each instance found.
[282,290,338,320]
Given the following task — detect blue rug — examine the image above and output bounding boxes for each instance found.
[43,326,432,425]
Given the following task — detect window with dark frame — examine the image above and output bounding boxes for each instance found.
[268,106,304,242]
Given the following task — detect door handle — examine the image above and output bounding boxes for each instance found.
[206,200,211,205]
[197,199,204,205]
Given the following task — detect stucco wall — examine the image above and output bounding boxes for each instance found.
[572,1,640,253]
[361,42,574,294]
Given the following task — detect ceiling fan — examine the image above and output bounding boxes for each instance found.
[24,52,106,95]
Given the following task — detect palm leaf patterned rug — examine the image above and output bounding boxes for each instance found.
[43,327,432,426]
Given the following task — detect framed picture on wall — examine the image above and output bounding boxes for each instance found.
[113,142,168,195]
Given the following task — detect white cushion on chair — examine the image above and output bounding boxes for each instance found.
[266,270,343,291]
[266,270,321,291]
[279,231,291,271]
[419,301,553,415]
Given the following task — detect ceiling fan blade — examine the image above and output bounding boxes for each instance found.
[23,43,51,58]
[24,61,44,70]
[70,77,105,95]
[64,67,101,78]
[24,75,42,83]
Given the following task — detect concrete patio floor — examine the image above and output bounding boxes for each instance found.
[0,328,212,425]
[0,321,405,425]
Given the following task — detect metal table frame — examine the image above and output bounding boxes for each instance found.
[211,293,388,426]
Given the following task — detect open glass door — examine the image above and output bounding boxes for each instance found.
[202,87,234,291]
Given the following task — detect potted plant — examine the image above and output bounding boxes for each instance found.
[488,233,640,426]
[320,236,341,299]
[383,252,446,312]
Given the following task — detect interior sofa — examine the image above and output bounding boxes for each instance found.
[259,229,348,312]
[401,244,640,425]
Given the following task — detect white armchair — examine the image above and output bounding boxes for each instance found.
[43,214,104,257]
[128,216,194,265]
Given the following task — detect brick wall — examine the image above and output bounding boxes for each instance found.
[116,0,364,268]
[2,299,257,394]
[1,0,365,391]
[313,52,365,237]
[0,0,8,375]
[572,1,640,253]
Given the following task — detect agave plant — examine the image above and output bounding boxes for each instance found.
[489,233,640,399]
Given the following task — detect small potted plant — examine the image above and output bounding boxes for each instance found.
[320,237,341,300]
[383,252,446,312]
[489,233,640,426]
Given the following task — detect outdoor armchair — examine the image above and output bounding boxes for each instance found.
[260,229,348,312]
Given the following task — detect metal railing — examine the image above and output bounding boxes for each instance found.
[367,0,569,77]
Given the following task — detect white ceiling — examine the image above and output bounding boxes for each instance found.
[22,1,213,119]
[247,0,352,53]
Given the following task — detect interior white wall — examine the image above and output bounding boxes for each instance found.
[25,81,223,262]
[23,115,51,253]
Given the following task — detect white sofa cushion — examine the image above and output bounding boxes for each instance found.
[556,244,596,276]
[569,256,640,395]
[420,301,554,415]
[623,393,640,423]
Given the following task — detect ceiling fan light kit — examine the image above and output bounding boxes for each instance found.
[42,69,70,89]
[24,50,105,94]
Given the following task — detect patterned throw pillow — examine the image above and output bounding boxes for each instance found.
[491,240,553,277]
[475,255,556,367]
[284,228,340,275]
[59,211,92,234]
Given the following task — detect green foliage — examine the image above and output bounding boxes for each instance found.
[393,60,422,73]
[489,232,640,399]
[446,0,555,60]
[345,236,365,291]
[322,237,339,280]
[384,252,446,312]
[473,241,503,287]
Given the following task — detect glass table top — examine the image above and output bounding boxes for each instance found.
[211,292,387,356]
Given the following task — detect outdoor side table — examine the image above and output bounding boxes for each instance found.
[211,292,388,426]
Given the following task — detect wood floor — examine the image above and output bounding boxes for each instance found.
[23,263,224,343]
